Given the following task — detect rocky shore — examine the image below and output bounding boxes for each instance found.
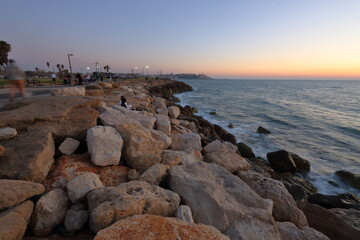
[0,79,359,240]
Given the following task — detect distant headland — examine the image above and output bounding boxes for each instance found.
[162,73,212,80]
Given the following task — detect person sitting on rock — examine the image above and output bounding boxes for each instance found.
[120,95,127,108]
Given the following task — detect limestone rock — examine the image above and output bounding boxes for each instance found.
[330,208,360,232]
[0,145,4,156]
[168,162,281,240]
[302,203,360,240]
[175,205,194,223]
[257,126,271,134]
[58,137,80,155]
[67,172,104,203]
[205,151,251,172]
[42,153,129,191]
[51,86,86,96]
[0,128,55,182]
[168,106,180,119]
[149,129,172,149]
[112,105,156,129]
[65,204,88,233]
[87,126,123,166]
[128,169,140,181]
[30,189,69,236]
[161,149,202,166]
[277,222,330,240]
[223,141,238,153]
[153,97,167,109]
[97,82,112,89]
[170,133,202,151]
[0,200,34,240]
[115,123,163,173]
[95,214,229,240]
[237,142,256,158]
[204,140,229,153]
[0,127,17,140]
[139,163,170,185]
[267,150,297,172]
[88,181,180,232]
[155,114,171,135]
[85,89,105,97]
[0,179,45,211]
[156,107,168,116]
[237,170,308,229]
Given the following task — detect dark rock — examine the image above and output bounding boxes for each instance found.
[247,157,275,178]
[308,193,360,210]
[209,111,217,115]
[275,172,318,204]
[335,170,360,189]
[237,142,256,159]
[267,150,297,172]
[222,133,236,145]
[213,124,236,144]
[290,153,311,171]
[257,126,271,134]
[179,105,197,117]
[228,123,235,128]
[302,203,360,240]
[330,208,360,232]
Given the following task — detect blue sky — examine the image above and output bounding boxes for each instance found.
[2,0,360,79]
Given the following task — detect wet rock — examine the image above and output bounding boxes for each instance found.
[209,111,217,115]
[0,179,45,211]
[67,172,104,203]
[87,126,123,166]
[205,151,251,172]
[302,203,360,240]
[94,215,229,240]
[64,204,88,233]
[228,123,235,128]
[168,162,281,240]
[170,133,202,151]
[0,127,55,182]
[58,137,80,155]
[257,126,271,134]
[30,189,69,236]
[175,205,194,223]
[139,163,170,185]
[0,200,34,240]
[237,142,256,159]
[237,170,308,229]
[0,127,17,140]
[308,192,360,210]
[335,170,360,189]
[168,106,180,119]
[51,87,86,96]
[277,222,330,240]
[88,181,180,232]
[290,153,311,171]
[267,150,297,173]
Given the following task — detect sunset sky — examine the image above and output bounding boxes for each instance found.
[2,0,360,79]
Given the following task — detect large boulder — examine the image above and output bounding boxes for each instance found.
[58,137,80,155]
[94,214,230,240]
[170,133,202,151]
[42,153,129,191]
[277,222,330,240]
[139,163,170,185]
[87,181,180,232]
[237,170,308,229]
[30,189,69,236]
[0,179,45,211]
[149,129,172,149]
[168,106,180,119]
[330,208,360,232]
[153,97,167,109]
[267,150,297,173]
[111,105,156,129]
[0,127,17,140]
[308,192,360,210]
[205,151,251,172]
[51,86,86,96]
[0,128,55,182]
[0,200,34,240]
[335,170,360,189]
[161,149,202,166]
[155,114,171,135]
[290,153,310,171]
[168,162,281,240]
[115,123,164,173]
[67,172,104,203]
[204,140,229,153]
[86,126,123,166]
[237,142,256,158]
[302,203,360,240]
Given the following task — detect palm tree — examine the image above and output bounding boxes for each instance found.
[0,40,11,66]
[104,65,110,72]
[46,62,50,72]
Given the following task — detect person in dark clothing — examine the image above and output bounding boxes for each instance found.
[120,95,127,108]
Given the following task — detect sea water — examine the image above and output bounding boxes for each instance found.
[175,79,360,196]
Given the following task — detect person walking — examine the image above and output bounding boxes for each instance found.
[50,72,56,83]
[4,59,26,101]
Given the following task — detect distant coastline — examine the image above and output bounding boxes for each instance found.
[162,73,212,80]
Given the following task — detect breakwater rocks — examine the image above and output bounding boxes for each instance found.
[0,79,358,239]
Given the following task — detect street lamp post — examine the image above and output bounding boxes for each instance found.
[145,65,149,77]
[68,53,73,84]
